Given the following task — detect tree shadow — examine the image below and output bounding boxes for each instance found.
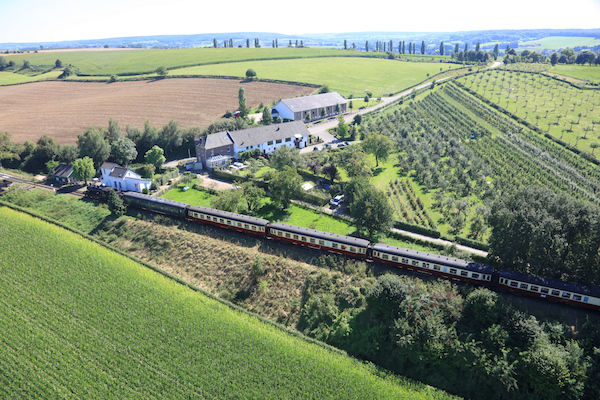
[372,167,384,176]
[255,202,290,221]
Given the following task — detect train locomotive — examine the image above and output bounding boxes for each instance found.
[89,188,600,311]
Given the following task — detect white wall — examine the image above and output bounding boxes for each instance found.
[234,136,308,158]
[272,101,295,121]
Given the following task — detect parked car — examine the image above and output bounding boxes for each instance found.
[233,162,246,169]
[313,146,321,151]
[329,194,344,207]
[337,141,349,148]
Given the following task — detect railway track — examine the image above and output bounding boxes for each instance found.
[0,172,85,197]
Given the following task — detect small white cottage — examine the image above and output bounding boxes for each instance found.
[100,162,151,192]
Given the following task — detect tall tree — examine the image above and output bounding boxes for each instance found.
[344,39,347,50]
[213,38,217,48]
[475,42,481,52]
[270,146,303,170]
[421,40,425,55]
[464,42,468,52]
[55,59,63,68]
[269,166,301,209]
[550,52,559,66]
[365,41,369,52]
[238,87,248,118]
[454,43,460,54]
[144,145,166,172]
[493,44,499,60]
[106,118,122,143]
[157,120,182,156]
[77,127,110,168]
[440,41,445,55]
[261,107,273,125]
[246,38,250,48]
[346,178,393,239]
[72,156,95,184]
[336,114,348,138]
[362,132,393,167]
[241,182,265,213]
[108,189,126,216]
[111,136,137,166]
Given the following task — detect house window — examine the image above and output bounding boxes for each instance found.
[285,137,292,142]
[276,139,282,144]
[267,141,273,145]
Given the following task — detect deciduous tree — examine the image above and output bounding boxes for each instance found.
[144,145,166,172]
[269,166,301,209]
[346,178,393,239]
[72,156,95,184]
[111,136,137,166]
[108,189,126,216]
[362,132,393,167]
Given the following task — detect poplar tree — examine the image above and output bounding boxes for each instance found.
[440,41,445,55]
[421,40,425,54]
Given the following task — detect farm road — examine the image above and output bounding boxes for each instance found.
[303,60,503,152]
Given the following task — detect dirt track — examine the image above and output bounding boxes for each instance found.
[0,78,314,144]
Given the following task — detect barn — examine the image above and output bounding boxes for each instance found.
[271,92,347,122]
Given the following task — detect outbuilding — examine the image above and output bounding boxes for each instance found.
[271,92,347,122]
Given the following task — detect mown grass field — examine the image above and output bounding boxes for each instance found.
[171,57,459,96]
[3,48,379,76]
[550,64,600,83]
[518,36,600,50]
[0,70,61,85]
[460,69,600,155]
[0,206,456,399]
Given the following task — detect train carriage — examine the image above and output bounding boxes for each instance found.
[188,206,269,236]
[371,243,493,284]
[498,270,600,311]
[268,222,370,258]
[121,191,189,218]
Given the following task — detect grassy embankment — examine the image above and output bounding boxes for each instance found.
[0,70,61,85]
[171,57,460,97]
[0,205,457,399]
[550,64,600,83]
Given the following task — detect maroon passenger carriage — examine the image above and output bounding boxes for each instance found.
[187,205,269,236]
[267,222,370,258]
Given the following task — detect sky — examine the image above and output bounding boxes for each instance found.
[0,0,599,43]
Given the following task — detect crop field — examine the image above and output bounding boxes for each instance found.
[3,47,377,76]
[0,206,456,399]
[518,36,600,50]
[361,81,600,240]
[0,78,313,144]
[171,57,460,97]
[550,64,600,83]
[459,70,600,155]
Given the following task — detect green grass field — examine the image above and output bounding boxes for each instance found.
[0,206,455,399]
[0,70,61,85]
[3,48,381,76]
[171,57,459,96]
[460,69,600,155]
[550,64,600,83]
[518,36,600,50]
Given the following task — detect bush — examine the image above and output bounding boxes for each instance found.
[135,164,155,179]
[245,69,257,79]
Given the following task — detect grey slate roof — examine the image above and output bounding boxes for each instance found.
[203,121,308,150]
[269,222,370,248]
[280,92,347,113]
[109,166,128,178]
[51,164,73,178]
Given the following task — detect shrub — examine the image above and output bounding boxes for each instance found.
[135,164,155,179]
[245,68,257,79]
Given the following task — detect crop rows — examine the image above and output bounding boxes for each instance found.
[459,69,600,155]
[387,178,436,229]
[0,207,452,399]
[363,80,600,236]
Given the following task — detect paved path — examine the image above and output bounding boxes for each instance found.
[315,202,487,257]
[163,157,197,169]
[197,173,234,190]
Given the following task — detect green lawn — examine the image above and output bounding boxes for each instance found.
[172,57,460,97]
[4,48,380,76]
[0,206,456,399]
[0,70,61,85]
[550,64,600,83]
[162,184,214,206]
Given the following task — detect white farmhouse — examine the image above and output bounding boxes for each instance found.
[272,92,347,122]
[100,162,151,192]
[195,121,309,169]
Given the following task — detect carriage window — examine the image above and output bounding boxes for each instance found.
[319,240,324,245]
[424,263,429,268]
[562,292,571,299]
[551,290,560,296]
[237,222,242,227]
[540,288,549,294]
[520,283,528,289]
[573,295,582,301]
[310,238,315,243]
[510,281,518,287]
[433,265,440,271]
[449,269,457,274]
[251,226,256,230]
[382,254,389,259]
[460,271,468,277]
[402,258,408,263]
[301,236,307,242]
[245,224,249,229]
[472,273,479,279]
[285,233,291,238]
[341,245,347,250]
[530,286,539,291]
[584,297,589,302]
[331,243,338,248]
[392,256,398,261]
[350,247,356,252]
[219,218,224,223]
[293,235,298,240]
[227,220,231,225]
[412,261,418,266]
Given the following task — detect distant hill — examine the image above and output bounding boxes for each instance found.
[1,29,599,52]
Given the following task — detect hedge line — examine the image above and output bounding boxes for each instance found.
[393,220,441,238]
[0,199,349,357]
[454,236,489,252]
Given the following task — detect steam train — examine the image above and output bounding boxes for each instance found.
[87,186,600,311]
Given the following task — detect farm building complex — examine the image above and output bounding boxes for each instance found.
[100,162,151,192]
[195,121,309,169]
[272,92,347,122]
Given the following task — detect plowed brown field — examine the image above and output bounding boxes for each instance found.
[0,78,314,144]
